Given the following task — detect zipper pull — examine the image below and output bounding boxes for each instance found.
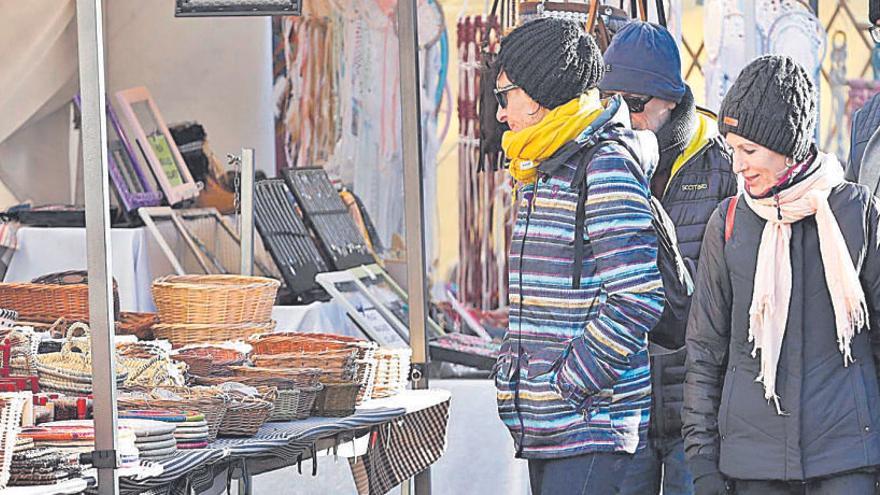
[774,193,782,221]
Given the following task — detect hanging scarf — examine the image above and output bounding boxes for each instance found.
[741,153,868,415]
[502,90,604,185]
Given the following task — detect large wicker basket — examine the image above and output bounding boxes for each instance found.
[251,350,357,383]
[249,332,371,355]
[0,283,91,323]
[248,332,377,404]
[153,321,275,349]
[152,275,280,324]
[219,387,276,436]
[118,387,228,442]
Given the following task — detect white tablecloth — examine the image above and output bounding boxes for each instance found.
[3,226,176,312]
[3,226,362,331]
[271,301,362,337]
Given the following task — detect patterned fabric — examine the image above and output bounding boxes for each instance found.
[349,401,450,495]
[497,97,665,459]
[81,407,409,495]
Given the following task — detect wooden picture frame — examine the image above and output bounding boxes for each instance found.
[114,87,200,205]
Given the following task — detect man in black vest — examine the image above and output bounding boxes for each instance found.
[846,0,880,193]
[599,22,737,495]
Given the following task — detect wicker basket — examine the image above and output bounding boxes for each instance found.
[266,384,322,422]
[116,312,159,340]
[0,283,91,323]
[311,383,360,417]
[153,321,275,349]
[248,333,377,403]
[229,366,322,389]
[118,386,228,442]
[219,387,276,436]
[354,355,377,405]
[152,275,279,325]
[249,332,373,355]
[35,351,127,395]
[251,350,357,383]
[174,346,247,378]
[371,348,411,399]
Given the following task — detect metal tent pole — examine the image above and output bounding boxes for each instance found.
[75,0,120,494]
[396,0,432,494]
[240,148,256,276]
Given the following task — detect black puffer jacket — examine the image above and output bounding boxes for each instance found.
[846,93,880,183]
[648,90,736,440]
[683,163,880,482]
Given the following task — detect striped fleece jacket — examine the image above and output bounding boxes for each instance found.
[495,97,665,459]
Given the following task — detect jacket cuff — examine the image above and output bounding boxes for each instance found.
[688,454,720,481]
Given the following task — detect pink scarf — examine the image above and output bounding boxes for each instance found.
[741,153,868,415]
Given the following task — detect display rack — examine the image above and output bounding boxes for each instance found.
[350,264,445,339]
[282,167,375,270]
[315,270,410,348]
[253,179,328,302]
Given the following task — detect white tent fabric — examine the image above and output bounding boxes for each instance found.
[0,1,78,148]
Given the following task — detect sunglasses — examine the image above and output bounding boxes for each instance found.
[871,25,880,44]
[601,92,654,113]
[494,83,520,109]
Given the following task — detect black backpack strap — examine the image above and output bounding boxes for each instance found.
[568,136,692,292]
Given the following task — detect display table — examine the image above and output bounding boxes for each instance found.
[3,226,178,312]
[3,390,451,495]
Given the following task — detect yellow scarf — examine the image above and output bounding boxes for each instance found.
[502,90,604,185]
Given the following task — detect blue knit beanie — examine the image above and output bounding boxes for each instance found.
[599,22,686,103]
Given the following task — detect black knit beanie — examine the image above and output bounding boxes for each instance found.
[718,55,816,162]
[497,18,604,110]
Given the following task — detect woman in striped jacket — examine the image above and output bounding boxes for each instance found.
[491,18,665,495]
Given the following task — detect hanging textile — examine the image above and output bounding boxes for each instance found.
[457,10,514,312]
[704,0,825,112]
[272,0,445,268]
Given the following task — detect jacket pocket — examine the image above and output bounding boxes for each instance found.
[719,366,737,438]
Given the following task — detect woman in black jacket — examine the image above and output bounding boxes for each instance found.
[683,55,880,494]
